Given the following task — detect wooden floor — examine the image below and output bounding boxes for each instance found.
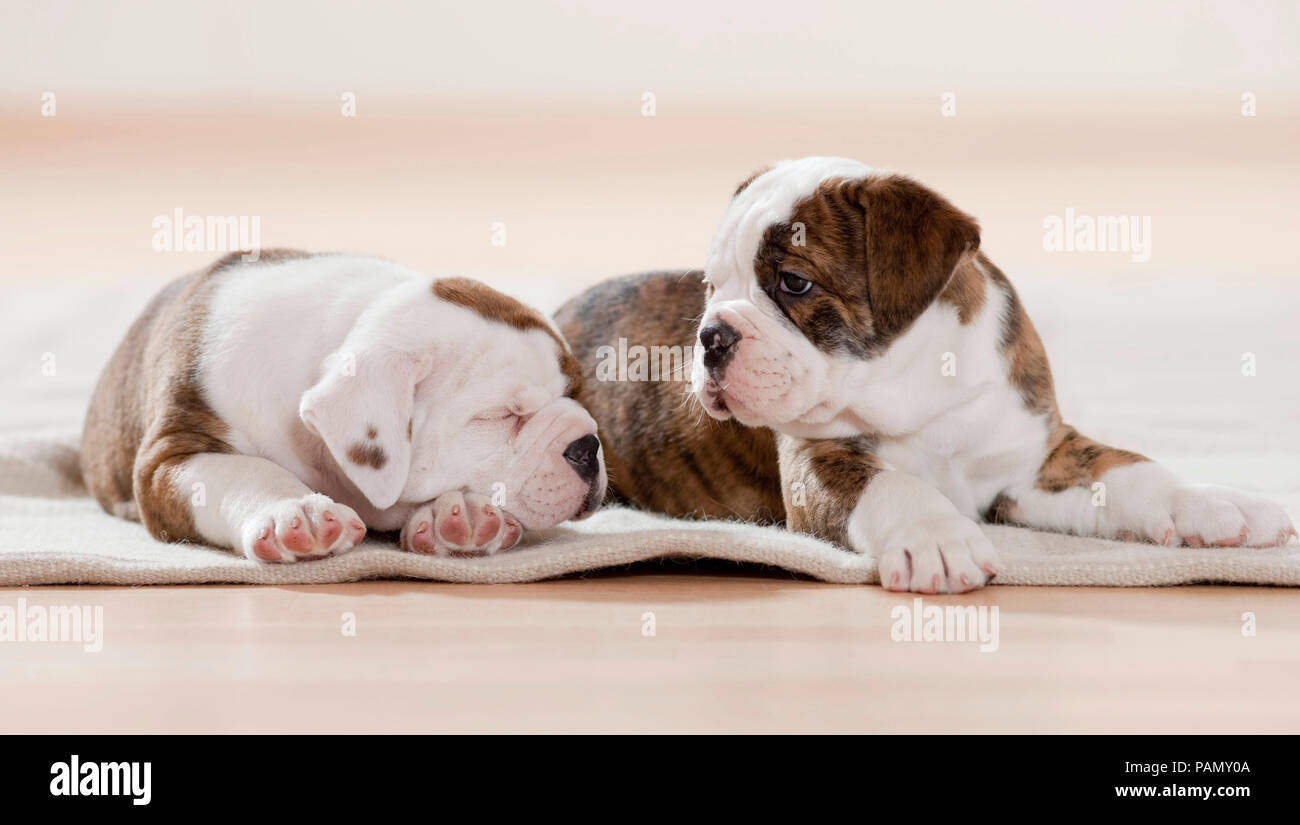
[3,570,1297,733]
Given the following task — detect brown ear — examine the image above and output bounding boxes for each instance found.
[852,175,980,340]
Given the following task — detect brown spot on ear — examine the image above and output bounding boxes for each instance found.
[407,419,412,441]
[733,166,771,198]
[366,425,378,440]
[347,441,388,470]
[432,277,584,395]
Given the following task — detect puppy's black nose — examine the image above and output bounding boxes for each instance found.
[699,321,739,370]
[562,434,601,483]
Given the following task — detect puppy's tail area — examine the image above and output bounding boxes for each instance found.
[0,429,90,499]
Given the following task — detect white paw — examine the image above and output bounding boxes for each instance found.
[240,493,366,563]
[400,491,523,558]
[874,511,1001,594]
[848,472,1001,593]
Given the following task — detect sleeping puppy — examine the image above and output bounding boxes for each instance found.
[556,156,1295,592]
[82,250,606,562]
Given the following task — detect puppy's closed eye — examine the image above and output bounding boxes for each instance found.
[474,409,527,437]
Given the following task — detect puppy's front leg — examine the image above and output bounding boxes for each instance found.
[778,435,1000,593]
[146,452,367,562]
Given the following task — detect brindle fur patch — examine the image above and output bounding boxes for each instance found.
[983,493,1024,525]
[777,433,886,544]
[987,425,1150,524]
[980,255,1059,418]
[1034,425,1148,493]
[555,271,783,521]
[938,257,987,324]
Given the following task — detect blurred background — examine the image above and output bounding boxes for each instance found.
[1,0,1298,495]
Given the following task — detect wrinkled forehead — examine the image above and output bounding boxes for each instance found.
[433,277,582,395]
[705,157,874,290]
[462,322,576,402]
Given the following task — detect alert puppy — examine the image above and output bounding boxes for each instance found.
[557,157,1295,593]
[82,250,606,562]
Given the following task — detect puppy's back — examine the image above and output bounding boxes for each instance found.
[80,250,312,522]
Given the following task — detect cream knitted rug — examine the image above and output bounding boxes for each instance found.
[2,430,1299,587]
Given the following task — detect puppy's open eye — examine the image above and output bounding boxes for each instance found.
[778,271,813,295]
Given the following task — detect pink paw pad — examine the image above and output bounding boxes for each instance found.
[348,519,366,543]
[439,505,470,545]
[408,521,437,554]
[252,528,280,561]
[244,496,363,564]
[473,505,501,545]
[500,517,522,550]
[281,516,314,553]
[318,511,343,547]
[1213,526,1249,547]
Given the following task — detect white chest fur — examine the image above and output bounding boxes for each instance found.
[843,282,1051,519]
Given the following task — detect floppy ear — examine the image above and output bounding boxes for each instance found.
[298,347,432,510]
[853,175,980,340]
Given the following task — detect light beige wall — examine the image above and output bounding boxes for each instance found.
[2,0,1297,110]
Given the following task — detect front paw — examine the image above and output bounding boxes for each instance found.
[400,491,523,557]
[240,494,366,563]
[875,512,1001,594]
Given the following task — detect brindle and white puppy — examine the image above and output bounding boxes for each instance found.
[557,156,1295,593]
[82,250,606,562]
